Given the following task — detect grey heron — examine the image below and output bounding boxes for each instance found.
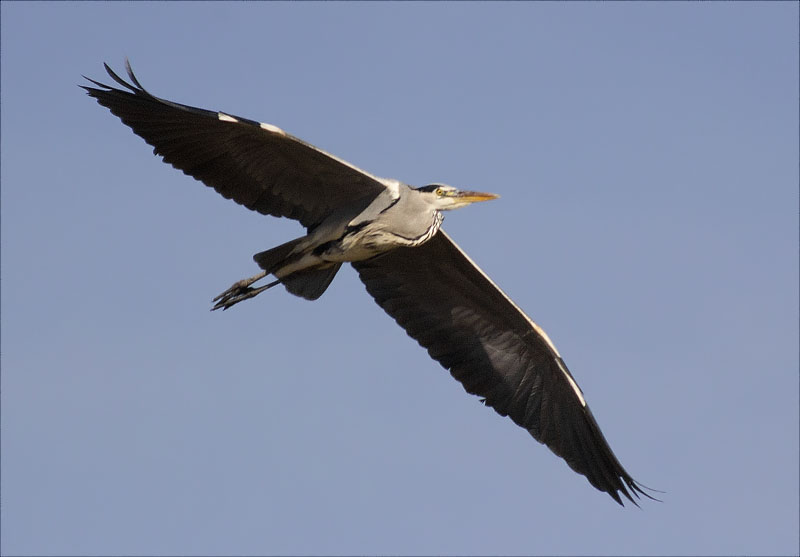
[82,61,655,506]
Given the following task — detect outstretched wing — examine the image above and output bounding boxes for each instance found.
[353,230,653,506]
[82,61,388,229]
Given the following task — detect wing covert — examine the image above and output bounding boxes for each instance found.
[353,230,651,505]
[82,61,388,229]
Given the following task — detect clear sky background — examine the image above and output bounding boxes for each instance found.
[2,3,798,556]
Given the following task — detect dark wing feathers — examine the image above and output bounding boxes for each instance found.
[81,61,387,229]
[353,231,654,505]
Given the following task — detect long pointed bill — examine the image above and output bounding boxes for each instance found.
[456,191,500,203]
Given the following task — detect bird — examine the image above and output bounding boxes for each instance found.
[82,61,656,506]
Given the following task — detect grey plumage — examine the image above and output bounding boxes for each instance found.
[82,61,656,506]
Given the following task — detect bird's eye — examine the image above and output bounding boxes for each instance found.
[435,187,446,197]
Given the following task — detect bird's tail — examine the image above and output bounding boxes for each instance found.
[253,238,305,273]
[253,239,342,301]
[280,264,342,300]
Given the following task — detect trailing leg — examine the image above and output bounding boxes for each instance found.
[212,270,277,311]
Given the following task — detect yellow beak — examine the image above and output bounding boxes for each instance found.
[456,191,500,203]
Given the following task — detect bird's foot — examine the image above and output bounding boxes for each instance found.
[211,271,278,311]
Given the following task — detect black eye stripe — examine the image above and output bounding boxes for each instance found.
[416,183,448,193]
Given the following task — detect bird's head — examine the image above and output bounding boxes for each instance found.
[416,183,499,210]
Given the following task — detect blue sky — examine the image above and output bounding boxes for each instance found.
[2,2,797,555]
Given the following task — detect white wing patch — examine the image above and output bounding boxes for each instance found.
[556,358,586,406]
[439,230,587,407]
[380,178,402,200]
[217,112,239,123]
[260,121,286,135]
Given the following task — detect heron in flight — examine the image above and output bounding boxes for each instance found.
[83,61,655,506]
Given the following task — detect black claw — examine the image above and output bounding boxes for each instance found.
[211,285,259,311]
